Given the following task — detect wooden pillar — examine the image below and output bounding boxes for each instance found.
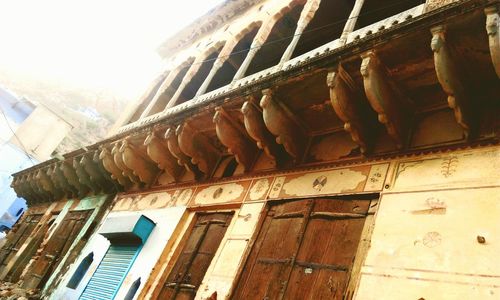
[339,0,366,44]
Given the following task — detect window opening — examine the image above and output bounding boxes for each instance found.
[67,252,94,289]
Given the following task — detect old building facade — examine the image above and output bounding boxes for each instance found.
[4,0,500,299]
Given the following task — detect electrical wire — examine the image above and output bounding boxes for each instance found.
[0,107,36,166]
[175,0,426,67]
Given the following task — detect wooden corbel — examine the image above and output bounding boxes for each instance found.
[11,175,35,203]
[431,26,473,138]
[214,106,258,171]
[164,127,201,177]
[49,163,78,198]
[31,171,52,201]
[260,88,308,162]
[36,168,62,200]
[73,157,100,193]
[81,153,115,192]
[144,128,184,182]
[25,173,44,202]
[98,147,132,189]
[61,160,89,197]
[119,139,159,186]
[176,122,221,176]
[327,66,374,153]
[485,6,500,78]
[360,51,413,148]
[241,96,284,163]
[111,142,141,185]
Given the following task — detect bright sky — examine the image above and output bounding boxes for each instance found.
[0,0,224,101]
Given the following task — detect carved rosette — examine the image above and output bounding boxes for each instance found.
[260,88,308,162]
[360,51,412,148]
[119,139,159,186]
[485,6,500,78]
[145,128,184,182]
[214,107,258,171]
[177,122,221,176]
[431,26,473,138]
[98,147,132,189]
[327,67,373,153]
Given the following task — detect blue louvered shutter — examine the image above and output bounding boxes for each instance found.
[79,245,140,300]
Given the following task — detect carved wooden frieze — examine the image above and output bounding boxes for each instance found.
[241,96,283,163]
[111,142,141,185]
[327,66,373,153]
[260,88,308,162]
[214,107,258,171]
[176,122,221,176]
[165,127,201,177]
[485,6,500,78]
[98,146,132,189]
[360,51,412,149]
[61,160,89,197]
[119,139,159,186]
[431,26,473,138]
[144,128,184,182]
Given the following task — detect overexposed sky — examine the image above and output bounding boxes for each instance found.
[0,0,224,100]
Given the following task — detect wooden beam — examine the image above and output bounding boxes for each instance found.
[360,51,413,149]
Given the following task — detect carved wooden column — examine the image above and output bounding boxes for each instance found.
[327,66,373,153]
[233,18,280,80]
[339,0,365,44]
[98,146,132,189]
[361,51,412,148]
[145,128,184,182]
[214,106,258,171]
[241,96,284,163]
[120,139,159,186]
[260,89,308,162]
[280,0,321,63]
[177,122,221,176]
[112,142,141,185]
[431,26,473,138]
[485,6,500,78]
[164,127,201,178]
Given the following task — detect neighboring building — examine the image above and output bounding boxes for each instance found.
[0,86,73,232]
[5,0,500,299]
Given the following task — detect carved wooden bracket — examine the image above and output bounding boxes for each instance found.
[119,139,159,186]
[12,174,39,203]
[485,6,500,78]
[241,96,284,163]
[111,142,141,185]
[73,157,100,194]
[431,26,473,138]
[164,127,201,178]
[80,152,115,193]
[60,161,89,197]
[260,88,308,162]
[98,146,132,189]
[327,66,374,153]
[144,128,184,182]
[214,106,258,171]
[176,122,221,176]
[49,163,78,198]
[360,51,413,148]
[36,168,62,200]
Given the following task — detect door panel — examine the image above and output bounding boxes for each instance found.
[233,198,370,300]
[158,212,233,300]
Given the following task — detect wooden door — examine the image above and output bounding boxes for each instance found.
[23,210,93,289]
[0,214,42,271]
[232,198,370,300]
[158,212,233,300]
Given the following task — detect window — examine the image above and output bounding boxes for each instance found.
[67,252,94,289]
[124,277,141,300]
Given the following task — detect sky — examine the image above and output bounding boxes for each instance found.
[0,0,225,101]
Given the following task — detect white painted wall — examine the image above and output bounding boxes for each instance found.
[50,206,186,300]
